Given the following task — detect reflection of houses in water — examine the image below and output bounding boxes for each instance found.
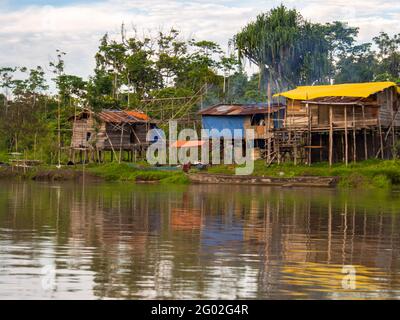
[170,208,202,231]
[170,191,203,232]
[3,182,400,299]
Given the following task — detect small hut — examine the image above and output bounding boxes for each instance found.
[70,109,158,162]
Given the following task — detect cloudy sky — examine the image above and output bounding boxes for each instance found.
[0,0,399,79]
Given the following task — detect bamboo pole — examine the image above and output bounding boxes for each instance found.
[329,106,333,167]
[344,106,348,166]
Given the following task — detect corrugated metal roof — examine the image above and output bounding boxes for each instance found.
[198,103,285,116]
[70,108,153,123]
[125,110,149,121]
[98,110,152,123]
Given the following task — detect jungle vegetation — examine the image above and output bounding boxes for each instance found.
[0,5,399,163]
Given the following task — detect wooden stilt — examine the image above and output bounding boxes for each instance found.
[352,105,356,162]
[329,106,333,167]
[319,134,323,162]
[119,124,125,164]
[390,88,396,158]
[372,129,376,157]
[341,132,345,162]
[362,105,368,160]
[378,117,384,159]
[307,103,312,166]
[344,106,348,166]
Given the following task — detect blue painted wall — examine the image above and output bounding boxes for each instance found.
[202,116,246,138]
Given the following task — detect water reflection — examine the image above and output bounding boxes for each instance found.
[0,181,399,299]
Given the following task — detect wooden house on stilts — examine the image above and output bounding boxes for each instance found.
[274,82,400,165]
[69,109,158,163]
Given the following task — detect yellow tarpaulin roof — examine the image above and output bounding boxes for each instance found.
[274,82,400,100]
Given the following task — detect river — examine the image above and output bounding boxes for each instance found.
[0,180,399,299]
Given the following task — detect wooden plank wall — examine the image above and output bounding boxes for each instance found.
[71,118,96,148]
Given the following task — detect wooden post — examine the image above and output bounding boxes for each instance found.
[372,129,376,157]
[266,83,271,164]
[362,105,368,160]
[344,106,348,166]
[319,134,323,162]
[390,88,396,158]
[308,103,312,166]
[119,124,125,164]
[329,106,333,167]
[378,116,384,159]
[352,105,356,162]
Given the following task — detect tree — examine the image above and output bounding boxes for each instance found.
[373,32,400,82]
[234,5,358,91]
[335,43,376,83]
[50,50,66,167]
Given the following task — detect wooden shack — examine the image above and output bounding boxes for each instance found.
[274,82,400,165]
[198,103,285,159]
[70,109,158,162]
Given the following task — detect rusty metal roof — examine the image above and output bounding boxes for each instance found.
[70,109,154,123]
[198,103,285,116]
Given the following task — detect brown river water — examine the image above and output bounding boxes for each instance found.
[0,180,399,299]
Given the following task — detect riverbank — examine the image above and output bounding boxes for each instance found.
[2,159,400,188]
[207,159,400,188]
[0,163,190,184]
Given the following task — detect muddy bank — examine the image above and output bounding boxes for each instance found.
[0,167,103,182]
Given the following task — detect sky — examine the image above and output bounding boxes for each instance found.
[0,0,400,80]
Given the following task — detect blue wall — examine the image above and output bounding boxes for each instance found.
[202,116,246,138]
[202,111,285,139]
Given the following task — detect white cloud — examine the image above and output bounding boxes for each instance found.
[0,0,399,81]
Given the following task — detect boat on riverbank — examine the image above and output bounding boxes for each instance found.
[188,173,338,187]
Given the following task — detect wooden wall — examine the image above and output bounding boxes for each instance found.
[71,117,96,148]
[71,115,151,151]
[285,87,400,131]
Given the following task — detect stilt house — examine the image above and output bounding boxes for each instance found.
[274,82,400,164]
[70,109,158,162]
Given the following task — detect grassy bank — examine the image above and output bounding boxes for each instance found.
[2,159,400,188]
[86,163,190,184]
[0,163,190,184]
[207,159,400,189]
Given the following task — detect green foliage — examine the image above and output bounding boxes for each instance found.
[87,163,189,184]
[335,44,376,83]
